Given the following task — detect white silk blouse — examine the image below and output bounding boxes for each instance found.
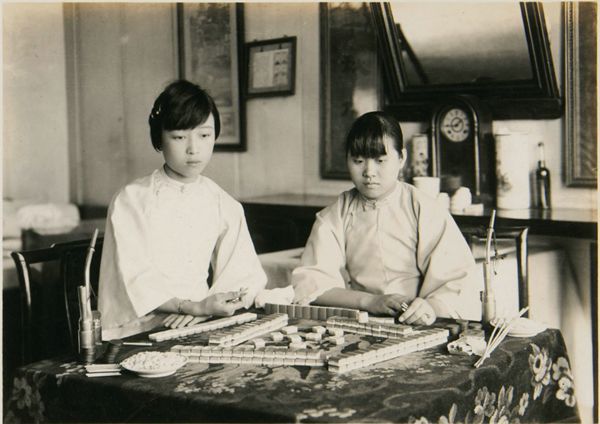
[291,181,482,320]
[98,167,266,339]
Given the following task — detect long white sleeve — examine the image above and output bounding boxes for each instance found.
[98,183,177,330]
[414,201,482,320]
[209,197,267,307]
[291,209,348,303]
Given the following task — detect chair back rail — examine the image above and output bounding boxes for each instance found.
[460,225,529,315]
[10,237,104,365]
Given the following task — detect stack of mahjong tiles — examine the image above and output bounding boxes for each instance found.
[171,323,343,367]
[326,316,415,338]
[170,344,326,367]
[148,312,258,342]
[325,316,449,373]
[207,313,289,347]
[264,302,369,323]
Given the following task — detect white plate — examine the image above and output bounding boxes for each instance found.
[506,329,544,338]
[124,368,179,378]
[120,351,187,378]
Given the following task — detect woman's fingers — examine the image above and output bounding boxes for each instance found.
[170,314,187,328]
[163,314,178,327]
[398,298,434,325]
[178,314,195,328]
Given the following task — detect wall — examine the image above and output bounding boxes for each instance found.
[3,3,70,203]
[8,3,590,210]
[64,3,175,205]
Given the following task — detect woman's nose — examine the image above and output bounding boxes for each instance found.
[363,160,376,177]
[186,138,200,154]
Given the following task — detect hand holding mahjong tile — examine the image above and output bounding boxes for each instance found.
[397,297,436,325]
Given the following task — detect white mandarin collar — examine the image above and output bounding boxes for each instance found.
[358,181,402,211]
[155,165,203,194]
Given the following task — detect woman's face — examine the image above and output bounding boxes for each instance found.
[347,136,406,200]
[161,114,216,183]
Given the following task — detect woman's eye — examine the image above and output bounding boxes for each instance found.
[353,158,364,164]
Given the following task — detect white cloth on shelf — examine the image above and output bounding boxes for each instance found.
[291,181,482,320]
[15,203,80,234]
[98,167,267,340]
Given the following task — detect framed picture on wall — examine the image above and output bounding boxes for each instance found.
[245,36,296,98]
[320,3,382,179]
[177,3,246,151]
[564,2,597,187]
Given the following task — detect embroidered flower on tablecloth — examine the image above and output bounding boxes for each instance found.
[296,405,355,421]
[528,343,552,399]
[474,387,497,418]
[488,410,510,424]
[6,375,46,423]
[496,386,514,417]
[437,403,457,424]
[518,393,529,416]
[552,357,573,380]
[551,356,576,407]
[409,385,526,424]
[28,388,46,421]
[12,377,33,410]
[556,376,576,407]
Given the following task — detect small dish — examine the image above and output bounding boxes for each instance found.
[120,351,187,378]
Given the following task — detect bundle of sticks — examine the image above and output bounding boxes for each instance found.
[474,306,529,368]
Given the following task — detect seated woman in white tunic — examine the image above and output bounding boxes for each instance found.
[98,80,266,339]
[292,111,481,325]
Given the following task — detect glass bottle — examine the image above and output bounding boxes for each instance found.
[536,142,551,209]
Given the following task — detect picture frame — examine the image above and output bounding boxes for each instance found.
[177,3,246,152]
[564,2,597,187]
[245,36,296,98]
[320,3,382,179]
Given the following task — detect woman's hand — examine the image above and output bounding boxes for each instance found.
[194,291,246,317]
[363,294,410,316]
[397,297,436,325]
[162,290,246,329]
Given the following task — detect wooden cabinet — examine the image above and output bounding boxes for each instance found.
[242,194,597,254]
[242,195,333,253]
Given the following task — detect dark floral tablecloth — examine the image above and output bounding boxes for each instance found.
[4,327,578,423]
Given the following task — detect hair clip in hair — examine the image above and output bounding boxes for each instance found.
[150,104,162,120]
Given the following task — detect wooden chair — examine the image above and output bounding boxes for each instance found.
[11,246,71,365]
[460,225,530,315]
[10,237,104,364]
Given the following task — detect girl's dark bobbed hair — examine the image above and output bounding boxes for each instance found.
[148,80,221,151]
[345,111,403,158]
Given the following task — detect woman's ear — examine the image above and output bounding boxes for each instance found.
[398,148,408,169]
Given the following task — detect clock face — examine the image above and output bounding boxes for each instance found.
[440,108,471,142]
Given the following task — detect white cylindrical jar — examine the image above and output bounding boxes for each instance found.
[495,132,530,209]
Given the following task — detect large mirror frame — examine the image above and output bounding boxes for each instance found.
[564,2,597,188]
[370,2,561,121]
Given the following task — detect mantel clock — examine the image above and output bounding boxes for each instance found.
[430,95,495,205]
